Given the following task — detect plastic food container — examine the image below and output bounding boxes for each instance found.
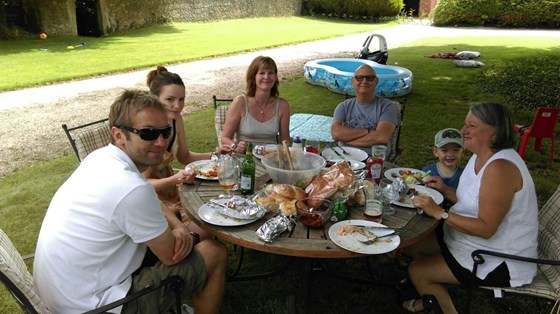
[261,152,326,188]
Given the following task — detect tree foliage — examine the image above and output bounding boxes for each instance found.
[305,0,403,19]
[432,0,560,28]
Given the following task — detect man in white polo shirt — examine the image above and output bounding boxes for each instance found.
[34,89,226,313]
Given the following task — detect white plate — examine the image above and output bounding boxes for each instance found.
[328,220,400,254]
[384,167,428,185]
[322,146,368,162]
[324,159,366,171]
[186,160,218,180]
[198,199,259,226]
[252,144,278,159]
[392,184,444,208]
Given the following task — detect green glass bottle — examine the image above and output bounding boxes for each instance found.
[240,143,255,195]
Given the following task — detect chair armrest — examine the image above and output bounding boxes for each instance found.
[513,124,531,133]
[82,275,184,314]
[471,249,560,270]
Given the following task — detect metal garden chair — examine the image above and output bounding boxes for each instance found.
[62,118,111,162]
[0,226,185,314]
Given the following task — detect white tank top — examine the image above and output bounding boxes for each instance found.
[444,148,538,286]
[235,95,280,146]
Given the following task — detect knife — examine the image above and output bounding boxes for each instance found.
[209,199,229,208]
[353,225,399,232]
[328,143,346,160]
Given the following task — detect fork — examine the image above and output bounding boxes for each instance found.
[355,231,400,244]
[328,142,346,160]
[336,142,350,155]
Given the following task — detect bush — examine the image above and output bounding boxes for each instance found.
[476,55,560,110]
[432,0,560,28]
[305,0,402,19]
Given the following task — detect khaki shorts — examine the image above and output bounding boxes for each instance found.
[122,250,206,314]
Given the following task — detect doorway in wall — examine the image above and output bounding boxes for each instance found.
[76,0,101,37]
[403,0,420,16]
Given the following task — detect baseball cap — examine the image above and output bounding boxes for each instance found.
[434,128,464,148]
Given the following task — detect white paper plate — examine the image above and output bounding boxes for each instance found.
[392,184,444,208]
[198,198,259,226]
[324,159,366,171]
[186,160,218,180]
[384,167,428,185]
[322,146,368,162]
[328,220,400,254]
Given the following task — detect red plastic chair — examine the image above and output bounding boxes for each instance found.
[514,107,559,162]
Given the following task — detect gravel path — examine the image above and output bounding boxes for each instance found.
[1,24,559,177]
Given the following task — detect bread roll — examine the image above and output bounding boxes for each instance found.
[353,188,366,206]
[279,200,297,216]
[272,184,307,200]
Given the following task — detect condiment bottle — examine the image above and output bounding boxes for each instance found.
[367,145,387,184]
[240,143,255,195]
[331,201,348,222]
[292,136,303,152]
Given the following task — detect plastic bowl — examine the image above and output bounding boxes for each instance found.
[297,198,333,228]
[261,152,326,188]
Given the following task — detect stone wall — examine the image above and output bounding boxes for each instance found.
[165,0,302,21]
[31,0,77,36]
[25,0,303,36]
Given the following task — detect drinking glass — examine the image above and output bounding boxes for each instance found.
[379,178,398,215]
[218,154,239,198]
[304,138,320,154]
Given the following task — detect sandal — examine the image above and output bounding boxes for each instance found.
[403,299,424,313]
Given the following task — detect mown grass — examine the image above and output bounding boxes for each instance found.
[1,22,559,313]
[0,17,393,92]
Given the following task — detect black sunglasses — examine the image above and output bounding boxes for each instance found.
[442,129,461,139]
[354,75,377,82]
[117,125,172,141]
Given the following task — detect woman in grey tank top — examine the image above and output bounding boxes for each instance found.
[221,56,291,148]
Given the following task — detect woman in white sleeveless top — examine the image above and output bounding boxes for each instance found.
[221,56,291,148]
[402,102,538,313]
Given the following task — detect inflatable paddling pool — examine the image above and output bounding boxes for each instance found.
[304,58,413,97]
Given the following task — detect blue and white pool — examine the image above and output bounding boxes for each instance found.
[303,58,413,97]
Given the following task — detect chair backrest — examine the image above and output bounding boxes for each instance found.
[62,118,111,162]
[387,100,405,163]
[528,107,560,138]
[536,184,560,295]
[213,96,233,147]
[0,228,50,314]
[344,94,406,163]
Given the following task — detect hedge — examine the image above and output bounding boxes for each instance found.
[432,0,560,28]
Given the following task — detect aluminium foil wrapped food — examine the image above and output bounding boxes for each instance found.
[209,196,267,220]
[255,215,294,243]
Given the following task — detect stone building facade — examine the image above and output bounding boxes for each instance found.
[11,0,303,36]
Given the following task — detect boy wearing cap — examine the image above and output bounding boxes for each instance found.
[421,128,465,189]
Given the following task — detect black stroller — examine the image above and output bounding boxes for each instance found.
[357,34,388,64]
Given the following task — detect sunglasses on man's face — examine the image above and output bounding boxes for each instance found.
[442,129,461,139]
[117,125,173,141]
[353,75,377,82]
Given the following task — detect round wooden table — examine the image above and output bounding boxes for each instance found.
[179,161,438,259]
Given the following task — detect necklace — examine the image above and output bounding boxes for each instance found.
[254,97,270,116]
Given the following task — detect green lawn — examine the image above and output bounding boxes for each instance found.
[1,17,559,313]
[0,17,393,92]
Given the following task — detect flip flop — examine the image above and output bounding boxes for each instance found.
[403,299,423,313]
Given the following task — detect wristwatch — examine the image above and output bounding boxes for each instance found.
[190,232,200,245]
[441,210,449,221]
